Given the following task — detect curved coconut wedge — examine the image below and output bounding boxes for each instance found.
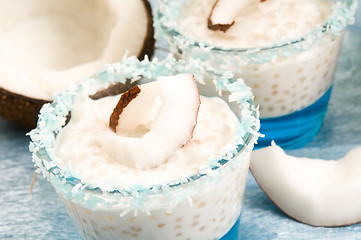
[105,74,200,170]
[208,0,250,32]
[250,142,361,227]
[208,0,267,32]
[0,0,154,130]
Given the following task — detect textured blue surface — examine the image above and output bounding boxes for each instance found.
[1,1,361,239]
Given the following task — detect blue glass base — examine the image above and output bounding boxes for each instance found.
[255,87,332,150]
[220,215,241,240]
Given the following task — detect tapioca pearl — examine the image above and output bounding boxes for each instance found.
[108,226,116,231]
[280,105,287,112]
[130,226,142,232]
[263,97,270,102]
[131,233,139,238]
[157,223,165,228]
[254,73,261,78]
[283,90,290,95]
[327,59,334,68]
[323,70,329,79]
[308,95,316,102]
[276,99,285,104]
[296,68,303,74]
[303,85,310,91]
[251,83,260,90]
[149,215,157,221]
[197,202,207,209]
[299,76,307,83]
[175,232,183,237]
[267,106,275,113]
[220,208,226,215]
[219,216,226,223]
[324,57,330,65]
[174,224,182,230]
[271,84,279,89]
[300,94,309,101]
[199,226,206,232]
[252,66,260,72]
[191,221,199,227]
[316,64,321,70]
[271,90,278,96]
[193,214,200,221]
[128,217,136,223]
[175,217,183,223]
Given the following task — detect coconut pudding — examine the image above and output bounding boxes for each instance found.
[156,0,356,148]
[0,0,154,129]
[29,57,260,240]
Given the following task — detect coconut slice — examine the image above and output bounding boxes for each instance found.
[104,74,200,170]
[250,142,361,227]
[208,0,266,32]
[0,0,154,130]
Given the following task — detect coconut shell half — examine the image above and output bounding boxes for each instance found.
[0,0,155,130]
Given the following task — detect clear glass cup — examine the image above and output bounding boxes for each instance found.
[29,57,260,240]
[155,0,357,149]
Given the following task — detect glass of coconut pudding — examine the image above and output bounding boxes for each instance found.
[156,0,357,149]
[29,57,259,240]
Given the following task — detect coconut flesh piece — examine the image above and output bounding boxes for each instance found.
[208,0,251,32]
[208,0,266,32]
[250,142,361,227]
[104,74,200,170]
[0,0,154,129]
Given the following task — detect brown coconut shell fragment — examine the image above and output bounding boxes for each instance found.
[109,86,141,133]
[0,0,155,130]
[0,87,49,130]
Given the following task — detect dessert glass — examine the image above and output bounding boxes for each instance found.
[29,57,260,240]
[155,0,357,149]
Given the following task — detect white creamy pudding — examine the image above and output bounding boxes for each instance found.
[55,92,240,190]
[178,0,332,49]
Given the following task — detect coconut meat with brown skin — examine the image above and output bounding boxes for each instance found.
[103,74,200,170]
[208,0,254,32]
[0,0,153,101]
[250,142,361,227]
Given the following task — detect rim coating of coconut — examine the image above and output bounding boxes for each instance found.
[28,56,260,211]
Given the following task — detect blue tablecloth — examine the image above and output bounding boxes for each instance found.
[1,1,360,239]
